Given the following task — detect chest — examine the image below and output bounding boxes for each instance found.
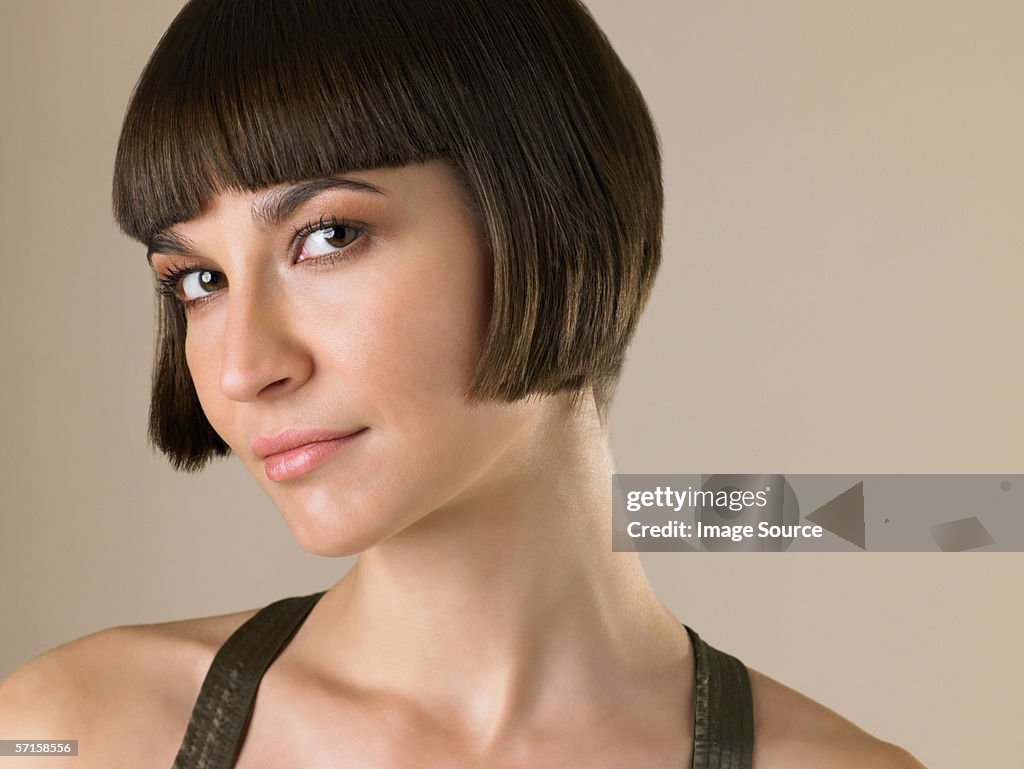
[227,682,695,769]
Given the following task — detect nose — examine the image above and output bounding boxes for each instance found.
[217,280,313,402]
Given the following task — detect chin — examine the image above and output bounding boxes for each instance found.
[276,489,418,558]
[283,510,381,558]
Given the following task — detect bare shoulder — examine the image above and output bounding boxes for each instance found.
[746,666,928,769]
[0,606,260,768]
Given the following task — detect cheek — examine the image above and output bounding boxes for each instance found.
[183,328,224,423]
[356,245,491,420]
[346,242,511,499]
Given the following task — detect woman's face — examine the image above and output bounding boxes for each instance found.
[149,162,542,556]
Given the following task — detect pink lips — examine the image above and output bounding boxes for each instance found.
[253,427,367,482]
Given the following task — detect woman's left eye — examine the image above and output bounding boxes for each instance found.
[298,223,361,260]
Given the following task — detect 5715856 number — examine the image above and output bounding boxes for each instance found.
[0,740,78,756]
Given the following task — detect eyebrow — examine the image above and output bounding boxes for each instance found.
[146,177,386,265]
[147,230,202,264]
[251,177,386,229]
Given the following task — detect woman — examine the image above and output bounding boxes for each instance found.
[0,1,925,767]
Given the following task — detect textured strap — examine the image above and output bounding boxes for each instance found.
[683,625,755,769]
[171,591,327,769]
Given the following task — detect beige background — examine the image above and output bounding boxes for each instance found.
[1,2,1021,767]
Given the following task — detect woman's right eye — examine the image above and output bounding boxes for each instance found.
[180,269,226,300]
[157,267,227,307]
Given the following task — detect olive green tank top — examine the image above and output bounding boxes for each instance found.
[171,592,754,769]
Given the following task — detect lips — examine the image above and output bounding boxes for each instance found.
[253,427,369,483]
[251,427,367,461]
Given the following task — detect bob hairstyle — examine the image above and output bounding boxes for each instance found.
[113,0,663,472]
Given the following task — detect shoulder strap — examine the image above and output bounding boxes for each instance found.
[683,625,755,769]
[171,591,327,769]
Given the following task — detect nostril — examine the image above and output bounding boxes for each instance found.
[258,378,292,397]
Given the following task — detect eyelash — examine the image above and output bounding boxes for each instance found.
[154,216,365,312]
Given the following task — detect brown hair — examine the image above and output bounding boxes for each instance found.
[113,0,663,472]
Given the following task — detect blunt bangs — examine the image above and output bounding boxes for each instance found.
[113,0,453,243]
[114,0,663,471]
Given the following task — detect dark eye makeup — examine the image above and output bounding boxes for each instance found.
[153,216,365,311]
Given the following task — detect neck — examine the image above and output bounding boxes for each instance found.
[295,393,692,751]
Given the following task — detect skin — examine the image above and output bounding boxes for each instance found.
[0,162,925,768]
